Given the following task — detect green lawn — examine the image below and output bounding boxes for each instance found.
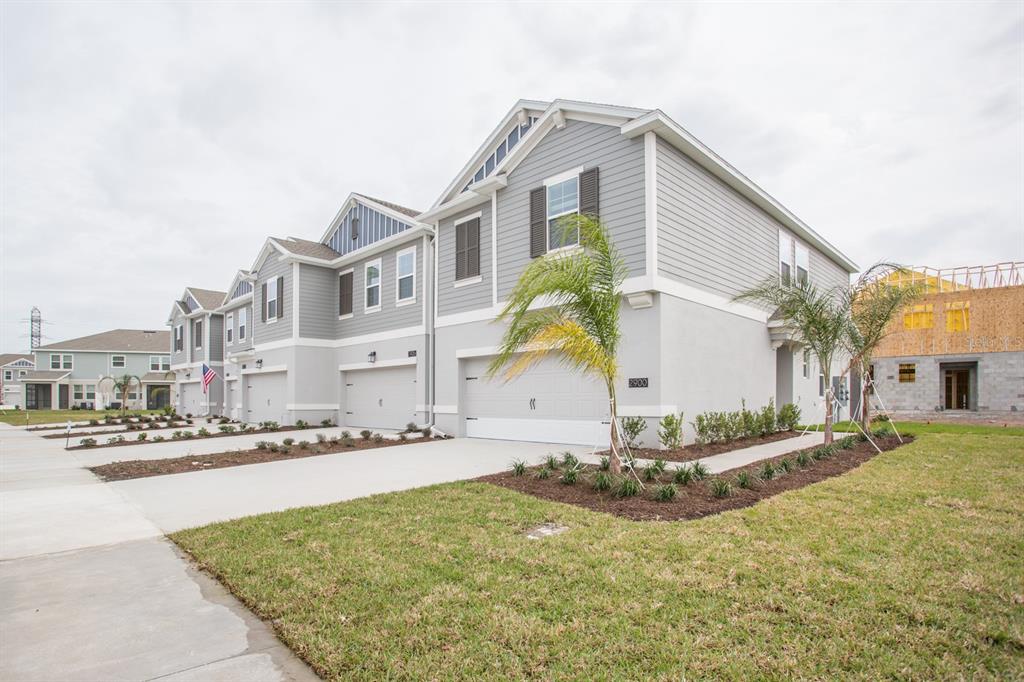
[801,420,1024,437]
[173,434,1024,680]
[0,409,163,426]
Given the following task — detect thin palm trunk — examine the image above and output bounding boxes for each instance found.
[607,382,622,474]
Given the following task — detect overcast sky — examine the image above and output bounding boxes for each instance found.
[1,1,1021,352]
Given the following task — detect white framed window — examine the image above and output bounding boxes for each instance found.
[50,353,72,370]
[194,320,203,349]
[111,355,126,369]
[795,243,809,286]
[175,324,184,352]
[150,355,170,371]
[238,307,247,340]
[18,369,26,377]
[73,384,84,400]
[396,247,416,304]
[3,370,12,381]
[802,350,810,379]
[365,259,382,313]
[226,313,234,344]
[266,279,279,321]
[86,384,95,400]
[545,169,581,251]
[779,231,795,286]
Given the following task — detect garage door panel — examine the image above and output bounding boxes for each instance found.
[247,373,286,425]
[345,366,417,430]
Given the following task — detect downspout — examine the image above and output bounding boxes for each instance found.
[426,224,442,436]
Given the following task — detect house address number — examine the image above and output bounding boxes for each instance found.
[628,377,649,388]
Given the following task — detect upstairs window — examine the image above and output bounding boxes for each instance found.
[455,216,481,281]
[903,304,933,330]
[226,313,234,344]
[339,271,354,317]
[779,231,794,285]
[174,324,184,352]
[266,279,279,320]
[396,248,416,303]
[194,320,203,348]
[365,259,381,312]
[150,355,170,371]
[945,301,969,332]
[546,174,579,250]
[238,308,247,340]
[795,243,809,286]
[111,355,126,368]
[50,353,72,370]
[3,370,11,381]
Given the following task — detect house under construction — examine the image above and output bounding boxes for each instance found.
[869,262,1023,414]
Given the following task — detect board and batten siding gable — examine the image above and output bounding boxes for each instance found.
[254,256,292,344]
[655,137,849,299]
[336,240,423,339]
[326,202,413,256]
[437,207,492,316]
[496,119,646,300]
[299,264,337,339]
[222,302,253,352]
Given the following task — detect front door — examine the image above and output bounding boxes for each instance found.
[58,384,69,410]
[146,384,169,409]
[26,384,52,410]
[944,369,970,410]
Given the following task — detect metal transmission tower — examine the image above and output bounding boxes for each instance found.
[30,307,41,350]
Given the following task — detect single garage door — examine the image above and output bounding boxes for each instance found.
[462,355,609,445]
[225,380,237,421]
[344,365,417,430]
[178,382,202,417]
[246,372,287,425]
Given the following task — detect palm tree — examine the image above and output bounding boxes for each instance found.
[488,214,629,473]
[734,279,852,444]
[844,263,923,430]
[98,373,143,416]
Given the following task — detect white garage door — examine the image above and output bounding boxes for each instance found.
[178,383,202,417]
[462,355,610,446]
[344,365,417,430]
[246,372,287,425]
[225,380,238,421]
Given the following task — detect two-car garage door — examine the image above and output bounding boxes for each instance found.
[344,365,417,430]
[462,355,610,446]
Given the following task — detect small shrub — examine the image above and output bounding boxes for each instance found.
[79,438,97,447]
[421,427,432,438]
[871,413,891,423]
[341,430,352,439]
[614,475,642,498]
[405,422,419,433]
[197,427,211,437]
[88,419,99,426]
[298,440,310,450]
[544,454,560,470]
[592,471,613,491]
[873,425,894,438]
[758,461,776,480]
[778,458,794,474]
[777,403,802,431]
[282,437,295,446]
[316,433,327,444]
[260,421,279,431]
[372,433,385,444]
[320,418,335,428]
[267,442,280,453]
[651,458,667,475]
[185,419,194,425]
[185,413,192,419]
[360,430,372,440]
[107,435,125,445]
[673,465,694,486]
[398,432,408,442]
[598,456,611,472]
[510,459,527,476]
[218,425,236,434]
[654,483,678,502]
[693,413,711,445]
[255,441,270,450]
[172,430,184,440]
[219,417,230,424]
[642,463,660,482]
[148,422,159,429]
[279,445,292,454]
[690,461,710,480]
[758,398,777,436]
[295,420,309,429]
[561,451,579,468]
[560,468,579,485]
[838,435,857,449]
[342,437,355,447]
[152,435,165,443]
[709,477,732,498]
[619,416,646,449]
[657,412,684,450]
[795,451,811,468]
[181,431,195,439]
[328,436,340,445]
[735,470,755,489]
[811,446,828,460]
[136,433,147,441]
[535,467,552,480]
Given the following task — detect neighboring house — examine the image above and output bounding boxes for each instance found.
[868,262,1023,414]
[21,330,172,410]
[168,99,858,445]
[1,354,35,407]
[167,287,227,417]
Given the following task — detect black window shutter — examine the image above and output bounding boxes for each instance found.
[579,167,599,217]
[529,187,546,258]
[455,222,467,280]
[466,218,480,278]
[339,272,353,316]
[351,215,359,241]
[276,276,285,318]
[261,283,267,322]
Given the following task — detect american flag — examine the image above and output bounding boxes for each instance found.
[201,363,217,394]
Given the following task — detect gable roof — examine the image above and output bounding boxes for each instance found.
[424,98,857,274]
[0,353,34,367]
[187,287,228,311]
[352,193,420,219]
[221,270,255,307]
[272,237,341,260]
[316,192,427,245]
[36,329,171,353]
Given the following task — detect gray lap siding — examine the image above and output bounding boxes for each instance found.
[496,119,646,300]
[437,207,492,316]
[222,301,254,353]
[299,264,337,339]
[336,240,424,339]
[254,257,293,344]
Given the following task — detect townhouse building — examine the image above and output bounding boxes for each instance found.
[170,99,858,445]
[1,354,35,407]
[168,287,226,416]
[19,330,172,410]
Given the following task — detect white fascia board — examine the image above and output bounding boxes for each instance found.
[219,270,254,307]
[276,225,435,269]
[621,111,858,273]
[417,183,498,224]
[253,325,426,352]
[317,192,431,244]
[338,357,417,372]
[240,364,288,375]
[249,238,289,274]
[286,403,338,410]
[214,292,253,313]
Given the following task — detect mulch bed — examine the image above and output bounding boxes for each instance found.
[29,419,174,431]
[479,434,911,521]
[88,435,426,481]
[620,430,802,464]
[43,422,189,439]
[66,424,309,450]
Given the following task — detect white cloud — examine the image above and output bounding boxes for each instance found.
[2,1,1021,351]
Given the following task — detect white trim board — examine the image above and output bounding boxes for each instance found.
[286,403,337,411]
[240,364,288,375]
[433,404,458,415]
[338,357,417,372]
[253,325,426,352]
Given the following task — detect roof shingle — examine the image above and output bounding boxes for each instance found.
[273,237,342,261]
[0,353,34,367]
[36,329,171,353]
[353,193,422,219]
[187,288,228,310]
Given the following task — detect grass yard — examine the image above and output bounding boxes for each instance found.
[0,408,164,426]
[173,433,1024,680]
[801,420,1024,437]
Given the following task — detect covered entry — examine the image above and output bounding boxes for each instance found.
[344,364,417,430]
[461,355,609,445]
[941,361,977,410]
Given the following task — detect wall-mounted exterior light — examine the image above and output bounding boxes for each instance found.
[367,351,377,364]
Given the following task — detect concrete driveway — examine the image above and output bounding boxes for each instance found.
[0,422,584,681]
